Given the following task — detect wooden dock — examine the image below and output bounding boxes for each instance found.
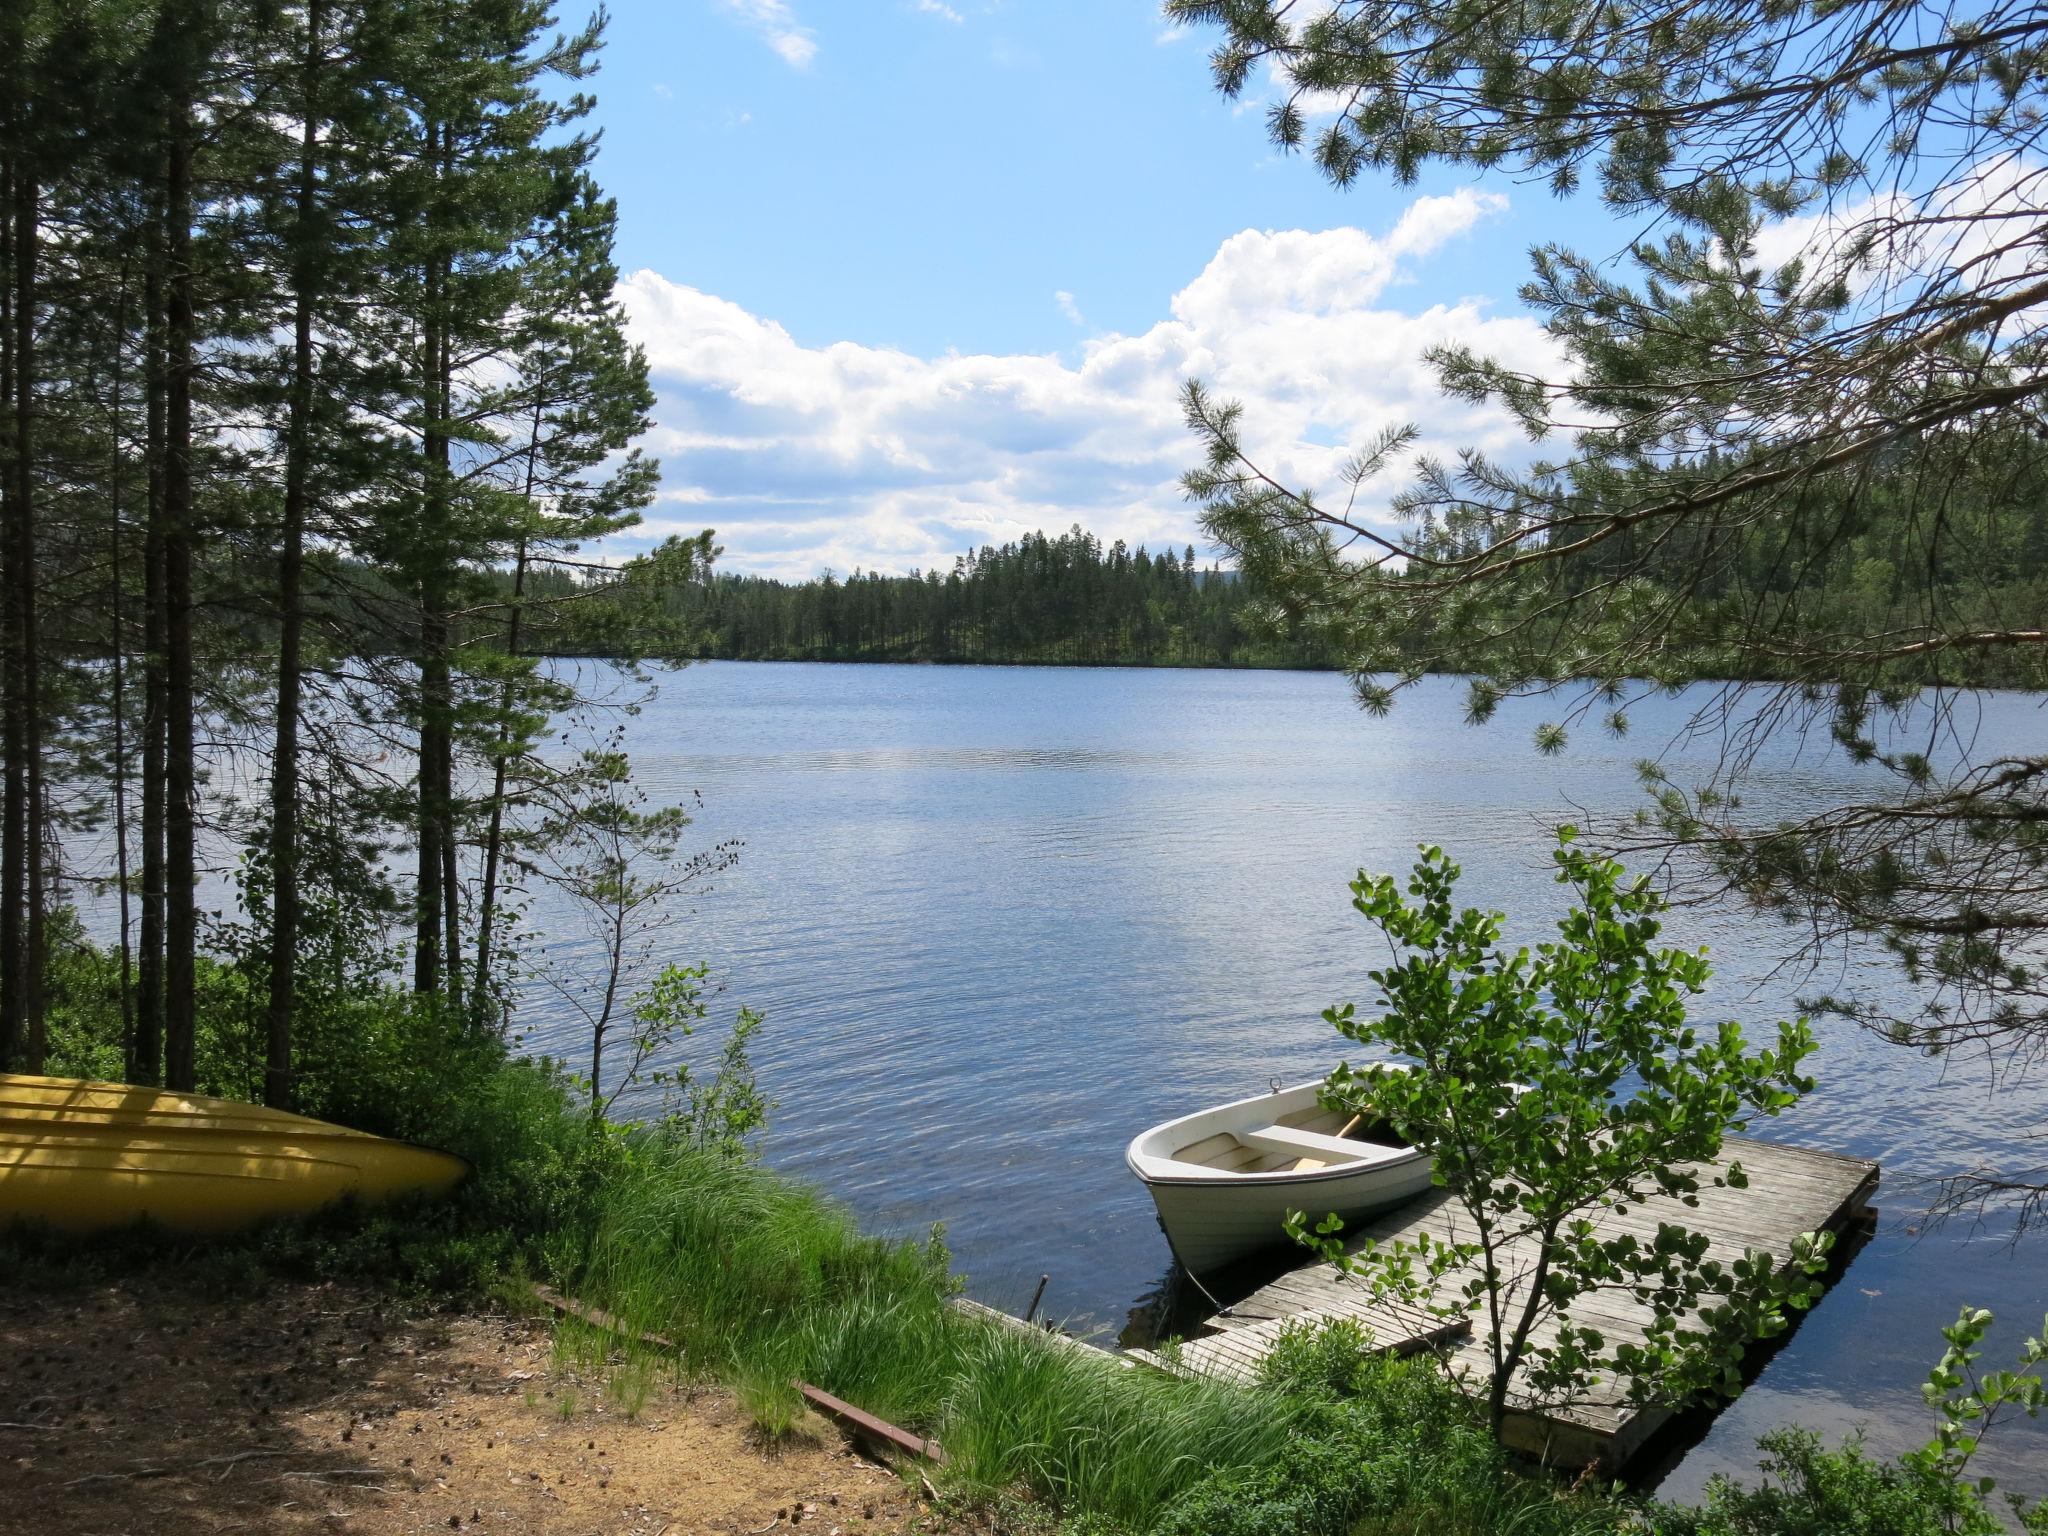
[1178,1135,1879,1469]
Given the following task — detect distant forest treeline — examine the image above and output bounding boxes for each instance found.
[529,526,1338,668]
[496,471,2048,681]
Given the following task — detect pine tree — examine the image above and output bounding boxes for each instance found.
[469,173,659,1019]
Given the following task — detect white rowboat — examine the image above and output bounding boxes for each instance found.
[1125,1076,1433,1276]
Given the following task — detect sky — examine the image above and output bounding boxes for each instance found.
[581,0,1613,580]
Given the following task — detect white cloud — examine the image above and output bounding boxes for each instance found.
[615,189,1554,579]
[1753,156,2048,306]
[720,0,816,68]
[1054,289,1086,326]
[914,0,964,21]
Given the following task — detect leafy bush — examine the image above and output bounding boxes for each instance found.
[1653,1306,2048,1536]
[1654,1428,2025,1536]
[1298,834,1827,1434]
[1147,1433,1376,1536]
[28,904,781,1296]
[42,908,256,1090]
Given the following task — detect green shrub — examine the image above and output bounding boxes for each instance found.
[27,916,615,1297]
[1148,1430,1377,1536]
[1656,1427,2039,1536]
[42,908,255,1090]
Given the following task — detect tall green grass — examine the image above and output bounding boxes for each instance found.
[570,1139,959,1423]
[938,1327,1304,1524]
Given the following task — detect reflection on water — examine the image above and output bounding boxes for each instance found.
[686,745,1172,777]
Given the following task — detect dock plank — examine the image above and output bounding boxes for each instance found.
[1139,1296,1470,1386]
[1195,1134,1877,1469]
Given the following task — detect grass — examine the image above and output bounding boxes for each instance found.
[938,1327,1303,1524]
[557,1136,1313,1525]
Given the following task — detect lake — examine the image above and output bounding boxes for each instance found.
[494,661,2048,1496]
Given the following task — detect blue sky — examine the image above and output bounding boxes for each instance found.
[583,1,1607,578]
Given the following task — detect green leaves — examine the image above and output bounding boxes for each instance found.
[1300,832,1822,1433]
[1905,1305,2048,1512]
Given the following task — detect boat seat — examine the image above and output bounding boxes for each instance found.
[1238,1124,1381,1164]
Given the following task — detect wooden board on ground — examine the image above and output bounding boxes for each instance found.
[1194,1135,1879,1469]
[795,1381,947,1465]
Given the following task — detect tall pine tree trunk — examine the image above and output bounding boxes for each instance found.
[15,153,45,1073]
[265,0,322,1108]
[135,189,167,1088]
[413,264,445,998]
[162,56,199,1094]
[414,628,446,995]
[413,115,461,1015]
[471,400,543,1019]
[434,301,461,1016]
[0,121,20,1072]
[469,527,525,1022]
[110,281,136,1072]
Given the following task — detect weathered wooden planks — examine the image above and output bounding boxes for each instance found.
[1129,1293,1469,1385]
[1191,1135,1879,1468]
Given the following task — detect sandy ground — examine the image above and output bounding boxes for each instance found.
[0,1278,933,1536]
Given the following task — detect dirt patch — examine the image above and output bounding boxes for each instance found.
[0,1277,926,1536]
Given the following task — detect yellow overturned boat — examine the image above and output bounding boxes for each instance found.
[0,1073,468,1236]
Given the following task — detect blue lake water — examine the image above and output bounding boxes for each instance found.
[471,660,2048,1496]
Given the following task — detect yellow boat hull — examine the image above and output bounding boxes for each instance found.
[0,1073,469,1236]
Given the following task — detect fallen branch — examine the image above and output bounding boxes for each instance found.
[63,1468,169,1488]
[64,1448,289,1490]
[276,1469,395,1492]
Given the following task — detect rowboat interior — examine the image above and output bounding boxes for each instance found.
[1163,1100,1414,1176]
